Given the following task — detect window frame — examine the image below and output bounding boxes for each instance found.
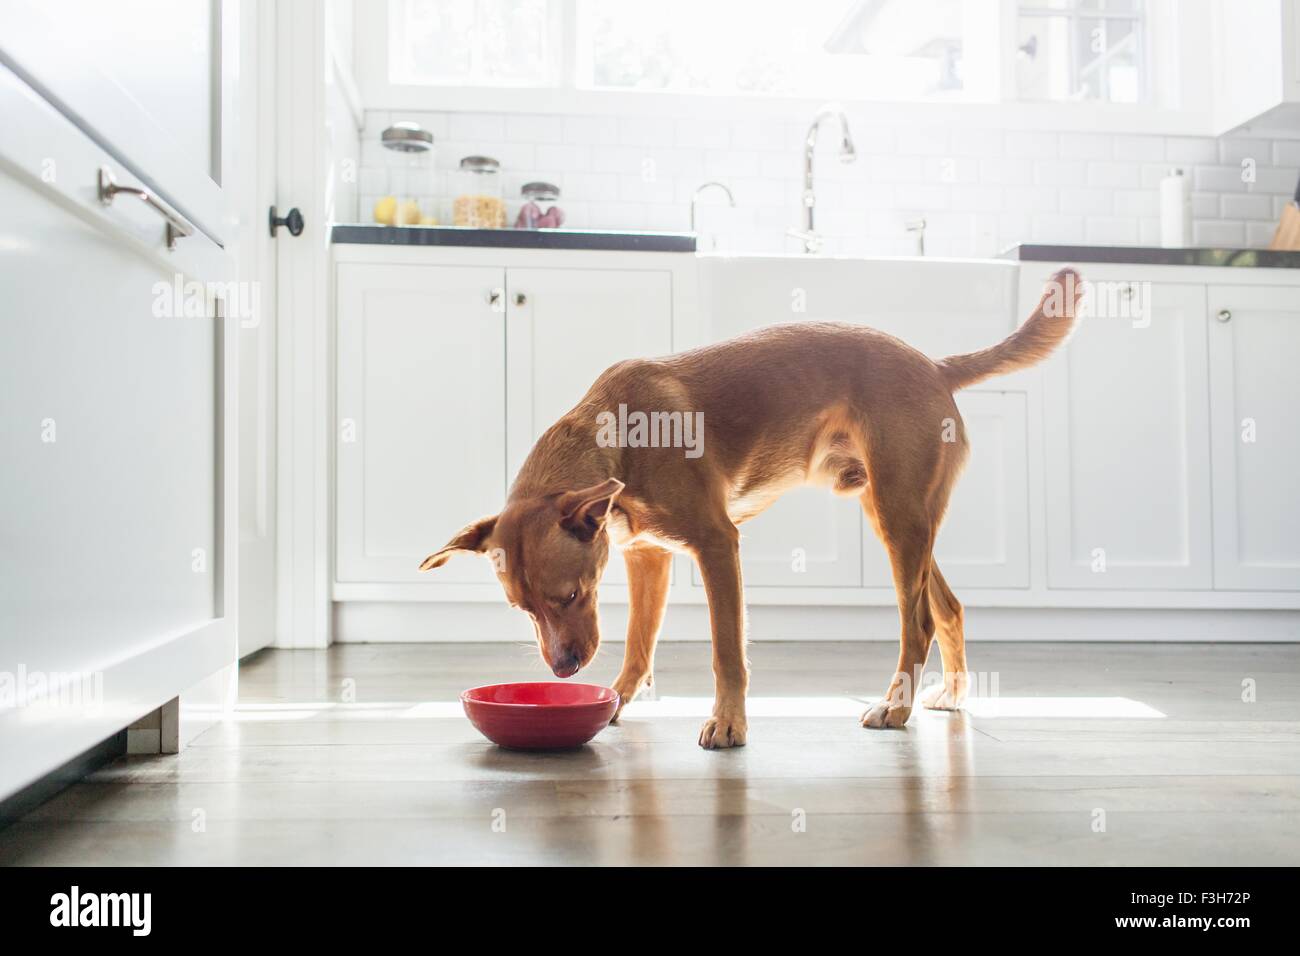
[1015,0,1148,104]
[354,0,1217,135]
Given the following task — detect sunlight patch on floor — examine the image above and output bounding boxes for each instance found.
[963,697,1166,719]
[228,696,1166,721]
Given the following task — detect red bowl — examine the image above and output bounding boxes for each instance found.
[461,682,620,750]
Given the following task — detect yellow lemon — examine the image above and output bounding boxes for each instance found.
[372,196,397,225]
[398,200,422,225]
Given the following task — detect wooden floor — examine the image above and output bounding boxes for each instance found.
[2,641,1299,866]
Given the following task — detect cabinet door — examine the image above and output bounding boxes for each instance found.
[337,263,506,584]
[863,392,1030,589]
[0,66,236,798]
[505,268,674,586]
[1042,280,1212,589]
[1,0,232,243]
[1208,285,1300,590]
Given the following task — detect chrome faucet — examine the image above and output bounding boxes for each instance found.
[789,104,857,254]
[690,181,736,250]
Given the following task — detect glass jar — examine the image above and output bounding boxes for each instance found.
[515,181,565,229]
[375,122,437,226]
[452,155,505,229]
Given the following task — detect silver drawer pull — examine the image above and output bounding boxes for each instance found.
[1217,309,1232,323]
[97,166,194,250]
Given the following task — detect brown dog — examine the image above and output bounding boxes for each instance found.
[421,268,1082,748]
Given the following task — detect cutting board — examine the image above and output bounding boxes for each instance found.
[1269,172,1300,250]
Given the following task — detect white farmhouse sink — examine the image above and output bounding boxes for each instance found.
[694,254,1021,359]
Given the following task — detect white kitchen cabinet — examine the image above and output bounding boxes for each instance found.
[334,256,683,592]
[1041,279,1213,589]
[505,267,674,586]
[0,0,234,243]
[0,58,237,800]
[1211,0,1300,134]
[862,391,1031,590]
[336,263,507,585]
[1208,284,1300,590]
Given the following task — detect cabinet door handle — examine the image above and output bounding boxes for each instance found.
[1217,309,1232,323]
[488,288,503,308]
[97,166,194,250]
[514,292,527,306]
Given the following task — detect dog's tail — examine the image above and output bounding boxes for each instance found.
[937,267,1082,392]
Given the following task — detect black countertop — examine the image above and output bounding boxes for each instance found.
[332,224,696,252]
[1002,243,1300,268]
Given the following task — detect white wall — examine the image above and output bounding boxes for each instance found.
[355,107,1300,257]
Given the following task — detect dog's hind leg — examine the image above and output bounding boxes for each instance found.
[611,545,672,721]
[860,486,937,730]
[920,560,969,711]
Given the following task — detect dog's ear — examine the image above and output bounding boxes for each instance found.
[558,478,625,543]
[418,515,498,571]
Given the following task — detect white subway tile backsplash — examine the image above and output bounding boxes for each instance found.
[1086,161,1143,188]
[730,120,786,151]
[895,127,951,155]
[1034,160,1088,186]
[675,117,730,150]
[1218,138,1271,165]
[1058,186,1113,215]
[532,143,588,171]
[1246,221,1278,246]
[1273,141,1300,167]
[1031,213,1086,243]
[1195,165,1249,192]
[505,114,565,145]
[1194,220,1246,246]
[1165,137,1218,164]
[1000,185,1060,213]
[1252,166,1300,193]
[1220,193,1275,220]
[1058,132,1111,161]
[1191,192,1219,218]
[563,115,620,145]
[893,184,951,210]
[1112,189,1160,217]
[618,116,676,148]
[448,113,505,142]
[1006,131,1058,159]
[1085,216,1139,244]
[979,157,1034,186]
[356,107,1299,252]
[704,149,762,179]
[948,184,1005,211]
[945,129,1003,157]
[1112,135,1166,162]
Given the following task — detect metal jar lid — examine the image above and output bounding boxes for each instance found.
[459,155,500,173]
[521,181,560,201]
[381,122,434,153]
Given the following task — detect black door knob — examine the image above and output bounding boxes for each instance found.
[269,205,304,238]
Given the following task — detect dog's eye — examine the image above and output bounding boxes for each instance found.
[559,590,578,607]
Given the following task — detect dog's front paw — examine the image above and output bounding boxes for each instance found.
[920,676,968,712]
[698,712,747,749]
[860,699,912,729]
[609,672,651,723]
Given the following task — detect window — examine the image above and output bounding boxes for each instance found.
[387,0,557,87]
[575,0,973,101]
[1015,0,1145,103]
[379,0,1152,107]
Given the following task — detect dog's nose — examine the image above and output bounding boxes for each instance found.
[551,652,581,678]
